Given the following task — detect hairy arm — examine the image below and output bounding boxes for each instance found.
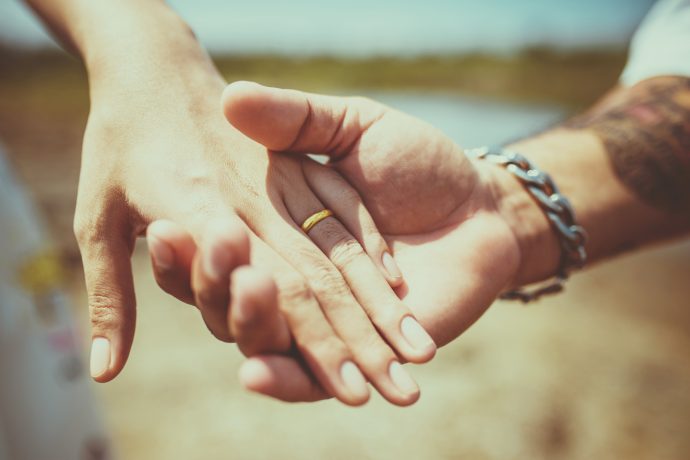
[502,76,690,285]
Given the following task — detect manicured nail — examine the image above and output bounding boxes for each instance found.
[90,337,111,378]
[148,235,174,270]
[340,361,369,399]
[382,252,402,280]
[203,241,231,281]
[400,316,436,352]
[388,361,419,395]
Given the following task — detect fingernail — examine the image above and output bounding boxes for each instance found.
[148,235,174,270]
[382,252,402,280]
[388,361,419,395]
[401,316,436,352]
[90,337,111,378]
[340,361,369,399]
[203,241,231,281]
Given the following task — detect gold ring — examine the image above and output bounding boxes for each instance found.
[301,209,334,233]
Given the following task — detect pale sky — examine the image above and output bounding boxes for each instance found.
[0,0,656,55]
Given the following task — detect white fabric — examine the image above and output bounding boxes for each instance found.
[0,149,113,460]
[621,0,690,85]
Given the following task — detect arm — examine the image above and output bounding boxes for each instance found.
[508,76,690,286]
[24,0,222,95]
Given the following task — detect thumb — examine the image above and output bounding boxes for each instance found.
[76,227,136,383]
[221,81,384,158]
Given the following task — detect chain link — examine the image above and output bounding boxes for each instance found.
[465,146,588,303]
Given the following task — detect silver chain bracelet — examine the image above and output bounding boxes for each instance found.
[465,146,588,303]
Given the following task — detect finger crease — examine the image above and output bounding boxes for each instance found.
[286,97,314,152]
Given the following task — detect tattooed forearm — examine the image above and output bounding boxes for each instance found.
[564,77,690,212]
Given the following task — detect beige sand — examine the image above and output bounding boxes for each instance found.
[75,239,689,460]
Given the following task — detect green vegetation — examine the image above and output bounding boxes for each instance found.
[215,48,626,109]
[0,45,626,113]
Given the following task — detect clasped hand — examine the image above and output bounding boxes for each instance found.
[80,79,525,406]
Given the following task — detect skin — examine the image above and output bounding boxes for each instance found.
[564,77,690,212]
[150,77,690,403]
[149,82,547,402]
[24,0,438,406]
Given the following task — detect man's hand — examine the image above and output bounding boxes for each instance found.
[214,76,690,403]
[151,82,561,403]
[222,82,557,346]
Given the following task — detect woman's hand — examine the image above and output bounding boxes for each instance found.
[76,18,437,405]
[177,82,557,402]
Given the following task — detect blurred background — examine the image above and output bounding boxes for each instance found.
[1,0,690,458]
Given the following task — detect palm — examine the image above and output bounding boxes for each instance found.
[225,83,521,347]
[329,110,520,345]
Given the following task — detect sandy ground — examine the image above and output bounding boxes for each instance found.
[66,239,690,460]
[2,73,689,459]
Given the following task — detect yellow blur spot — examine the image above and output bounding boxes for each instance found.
[18,250,64,294]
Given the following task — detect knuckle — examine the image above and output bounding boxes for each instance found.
[326,234,364,270]
[73,187,128,248]
[73,209,108,249]
[88,294,123,330]
[278,277,314,305]
[308,265,350,299]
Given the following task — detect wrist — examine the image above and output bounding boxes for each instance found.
[468,146,576,290]
[79,2,224,103]
[479,152,561,288]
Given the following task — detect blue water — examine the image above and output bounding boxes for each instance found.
[370,92,565,147]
